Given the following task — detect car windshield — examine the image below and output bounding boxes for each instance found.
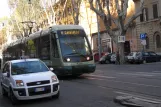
[11,61,49,75]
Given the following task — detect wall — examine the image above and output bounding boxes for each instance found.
[134,0,161,53]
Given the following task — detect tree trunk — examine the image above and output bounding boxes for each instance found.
[118,42,125,64]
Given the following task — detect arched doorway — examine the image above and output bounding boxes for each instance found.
[153,32,161,52]
[156,35,161,48]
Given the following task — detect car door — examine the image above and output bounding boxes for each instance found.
[142,52,150,62]
[148,52,157,62]
[1,63,8,89]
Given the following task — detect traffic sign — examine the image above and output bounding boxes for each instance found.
[140,33,146,39]
[118,36,125,43]
[141,39,146,45]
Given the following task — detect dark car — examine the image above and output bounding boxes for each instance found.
[133,51,161,64]
[99,53,113,64]
[141,51,161,63]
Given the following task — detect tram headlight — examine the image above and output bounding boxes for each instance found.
[67,58,71,62]
[86,57,90,61]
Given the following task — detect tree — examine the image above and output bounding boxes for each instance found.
[8,0,44,36]
[71,0,82,25]
[88,0,144,64]
[0,17,9,46]
[53,0,82,25]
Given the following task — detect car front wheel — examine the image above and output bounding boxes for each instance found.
[1,84,7,96]
[9,88,19,105]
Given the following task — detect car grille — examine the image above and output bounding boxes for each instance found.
[28,85,51,96]
[27,80,50,86]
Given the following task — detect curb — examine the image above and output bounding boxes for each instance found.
[114,96,161,107]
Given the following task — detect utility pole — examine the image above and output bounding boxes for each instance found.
[96,1,102,60]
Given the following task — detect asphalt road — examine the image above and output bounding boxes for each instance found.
[1,62,161,107]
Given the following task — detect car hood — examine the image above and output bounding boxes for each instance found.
[12,71,55,83]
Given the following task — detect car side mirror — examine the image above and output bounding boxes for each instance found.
[50,67,54,71]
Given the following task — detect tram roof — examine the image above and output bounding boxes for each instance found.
[51,25,84,31]
[2,25,84,51]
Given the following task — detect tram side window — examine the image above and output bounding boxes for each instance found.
[52,34,59,58]
[40,35,50,60]
[27,40,37,58]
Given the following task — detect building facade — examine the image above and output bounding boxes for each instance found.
[134,0,161,53]
[91,0,137,54]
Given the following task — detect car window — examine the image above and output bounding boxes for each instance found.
[149,52,156,56]
[2,63,9,73]
[143,52,149,56]
[11,60,49,75]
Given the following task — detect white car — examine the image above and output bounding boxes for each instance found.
[0,58,59,104]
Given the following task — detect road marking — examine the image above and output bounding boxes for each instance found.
[84,74,116,79]
[152,71,161,73]
[87,77,105,81]
[137,72,161,75]
[118,73,154,77]
[115,91,161,104]
[86,77,161,88]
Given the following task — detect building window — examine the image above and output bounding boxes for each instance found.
[146,37,149,49]
[140,8,148,22]
[156,35,161,48]
[153,4,158,19]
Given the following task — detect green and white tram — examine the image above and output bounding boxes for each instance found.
[2,25,96,76]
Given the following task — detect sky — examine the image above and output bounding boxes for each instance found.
[0,0,10,18]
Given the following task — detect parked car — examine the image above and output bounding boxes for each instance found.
[141,51,161,63]
[99,53,112,64]
[0,58,59,105]
[99,53,116,64]
[126,52,143,64]
[126,51,161,64]
[93,52,107,62]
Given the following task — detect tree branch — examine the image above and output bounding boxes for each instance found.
[125,0,144,31]
[105,0,111,22]
[115,0,124,33]
[88,0,105,17]
[97,0,104,14]
[122,0,129,21]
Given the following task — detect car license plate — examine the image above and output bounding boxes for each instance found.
[35,87,45,92]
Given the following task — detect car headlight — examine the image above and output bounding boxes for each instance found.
[15,80,24,87]
[51,75,58,82]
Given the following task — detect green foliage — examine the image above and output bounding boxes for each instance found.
[8,0,43,36]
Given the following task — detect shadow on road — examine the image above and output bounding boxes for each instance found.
[14,97,59,106]
[58,75,87,81]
